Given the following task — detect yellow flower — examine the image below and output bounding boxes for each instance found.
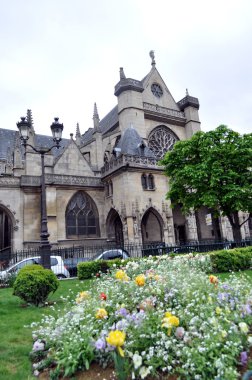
[154,274,161,281]
[115,270,129,281]
[162,313,180,336]
[106,330,126,357]
[76,291,90,303]
[135,274,145,286]
[164,311,172,318]
[96,308,108,319]
[216,307,222,315]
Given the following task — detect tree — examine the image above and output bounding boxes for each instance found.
[160,125,252,241]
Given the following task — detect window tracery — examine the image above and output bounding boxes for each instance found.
[148,126,179,159]
[66,191,99,238]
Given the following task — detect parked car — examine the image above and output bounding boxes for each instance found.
[0,256,70,280]
[64,249,130,277]
[93,248,130,261]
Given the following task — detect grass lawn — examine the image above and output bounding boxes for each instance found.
[0,270,252,380]
[0,279,92,380]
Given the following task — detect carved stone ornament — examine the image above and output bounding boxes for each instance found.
[148,126,179,159]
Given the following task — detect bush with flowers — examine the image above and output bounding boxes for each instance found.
[30,254,252,379]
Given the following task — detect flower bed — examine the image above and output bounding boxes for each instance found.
[30,255,252,379]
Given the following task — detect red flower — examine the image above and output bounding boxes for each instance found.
[100,292,107,301]
[96,273,100,277]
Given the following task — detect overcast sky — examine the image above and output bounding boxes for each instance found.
[1,0,252,139]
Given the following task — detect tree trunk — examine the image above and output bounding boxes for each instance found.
[228,211,242,241]
[232,225,242,241]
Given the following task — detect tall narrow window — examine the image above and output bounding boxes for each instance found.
[148,174,155,190]
[66,192,100,238]
[141,174,147,190]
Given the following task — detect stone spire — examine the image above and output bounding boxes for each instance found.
[26,109,34,131]
[75,123,81,138]
[119,67,126,80]
[75,123,81,145]
[93,103,101,133]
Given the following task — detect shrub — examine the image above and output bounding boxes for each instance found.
[77,261,102,280]
[209,247,252,273]
[13,265,59,306]
[77,258,131,280]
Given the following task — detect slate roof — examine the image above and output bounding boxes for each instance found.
[116,126,155,158]
[0,129,19,160]
[80,105,119,145]
[0,128,69,162]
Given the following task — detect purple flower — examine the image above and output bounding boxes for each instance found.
[95,338,106,351]
[240,351,248,366]
[116,307,129,317]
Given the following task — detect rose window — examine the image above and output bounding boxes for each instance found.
[148,126,178,159]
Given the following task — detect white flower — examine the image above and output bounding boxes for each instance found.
[139,366,151,379]
[32,340,45,352]
[239,322,249,334]
[248,336,252,346]
[33,370,40,377]
[133,353,142,369]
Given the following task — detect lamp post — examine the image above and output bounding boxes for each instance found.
[17,117,64,269]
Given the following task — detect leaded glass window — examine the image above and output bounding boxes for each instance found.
[148,126,179,159]
[141,174,147,190]
[151,83,163,98]
[66,192,100,238]
[148,174,155,190]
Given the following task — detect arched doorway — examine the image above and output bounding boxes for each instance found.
[106,209,124,246]
[0,206,12,256]
[141,208,163,244]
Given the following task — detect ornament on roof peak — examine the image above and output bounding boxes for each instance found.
[119,67,126,80]
[149,50,156,66]
[186,88,189,96]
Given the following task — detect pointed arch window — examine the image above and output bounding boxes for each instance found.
[66,192,100,238]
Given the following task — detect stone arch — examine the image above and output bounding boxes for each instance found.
[106,208,124,246]
[65,191,100,238]
[148,125,179,159]
[0,204,14,261]
[141,207,163,244]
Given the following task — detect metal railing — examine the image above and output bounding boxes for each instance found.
[0,238,251,281]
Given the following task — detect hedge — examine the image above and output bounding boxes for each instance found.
[209,246,252,273]
[77,258,130,280]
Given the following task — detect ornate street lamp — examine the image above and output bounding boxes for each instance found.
[17,117,64,269]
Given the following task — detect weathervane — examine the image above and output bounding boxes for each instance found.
[149,50,156,66]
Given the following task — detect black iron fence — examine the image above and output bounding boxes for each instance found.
[0,238,251,282]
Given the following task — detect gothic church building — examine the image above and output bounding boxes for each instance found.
[0,53,250,253]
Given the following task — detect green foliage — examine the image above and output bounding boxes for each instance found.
[160,125,252,239]
[77,259,130,280]
[77,261,102,279]
[13,265,59,306]
[19,264,44,273]
[209,246,252,273]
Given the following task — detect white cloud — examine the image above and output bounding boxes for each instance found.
[1,0,252,137]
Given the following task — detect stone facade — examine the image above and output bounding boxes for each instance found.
[0,53,251,252]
